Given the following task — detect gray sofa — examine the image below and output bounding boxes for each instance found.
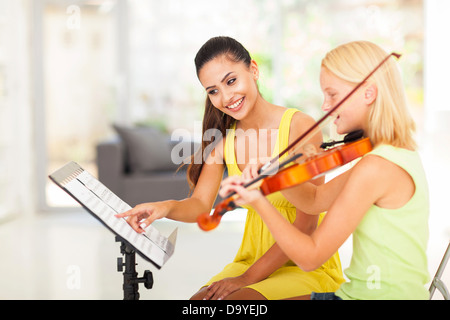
[96,125,199,207]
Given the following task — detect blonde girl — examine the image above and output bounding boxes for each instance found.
[220,40,429,300]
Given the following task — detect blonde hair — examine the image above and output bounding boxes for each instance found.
[321,41,416,150]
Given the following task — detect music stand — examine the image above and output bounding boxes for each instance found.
[49,162,177,300]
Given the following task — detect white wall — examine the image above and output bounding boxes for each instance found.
[424,0,450,132]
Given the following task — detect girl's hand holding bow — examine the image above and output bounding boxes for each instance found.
[219,174,265,207]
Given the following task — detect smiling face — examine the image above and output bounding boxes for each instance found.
[198,55,259,120]
[319,66,375,135]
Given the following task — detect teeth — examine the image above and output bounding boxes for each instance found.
[227,98,243,109]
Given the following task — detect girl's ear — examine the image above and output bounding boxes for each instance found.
[250,59,259,80]
[364,83,378,105]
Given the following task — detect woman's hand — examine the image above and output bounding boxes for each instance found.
[203,275,252,300]
[115,201,171,233]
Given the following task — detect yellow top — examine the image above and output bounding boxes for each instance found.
[205,108,344,299]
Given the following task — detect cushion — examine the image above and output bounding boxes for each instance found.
[113,124,179,173]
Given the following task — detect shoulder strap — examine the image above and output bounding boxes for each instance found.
[274,108,300,160]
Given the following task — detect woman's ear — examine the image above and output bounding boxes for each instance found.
[250,59,259,80]
[364,84,377,105]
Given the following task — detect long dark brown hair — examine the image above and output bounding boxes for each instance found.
[186,36,252,190]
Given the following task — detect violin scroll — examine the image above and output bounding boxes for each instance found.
[197,212,222,231]
[197,197,237,231]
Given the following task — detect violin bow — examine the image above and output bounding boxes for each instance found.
[222,52,401,199]
[258,52,401,174]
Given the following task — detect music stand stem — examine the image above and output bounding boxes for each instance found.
[116,236,153,300]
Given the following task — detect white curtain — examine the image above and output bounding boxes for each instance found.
[0,0,34,220]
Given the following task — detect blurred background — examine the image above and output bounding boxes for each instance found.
[0,0,449,300]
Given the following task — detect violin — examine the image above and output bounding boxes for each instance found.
[197,52,400,231]
[197,134,372,231]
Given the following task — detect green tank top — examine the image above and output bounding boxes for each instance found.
[336,144,430,299]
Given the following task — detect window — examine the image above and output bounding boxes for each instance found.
[38,0,119,208]
[36,0,423,209]
[127,0,423,136]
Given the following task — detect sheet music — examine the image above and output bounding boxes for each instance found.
[49,162,177,269]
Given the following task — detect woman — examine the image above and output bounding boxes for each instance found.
[220,40,430,300]
[116,36,344,300]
